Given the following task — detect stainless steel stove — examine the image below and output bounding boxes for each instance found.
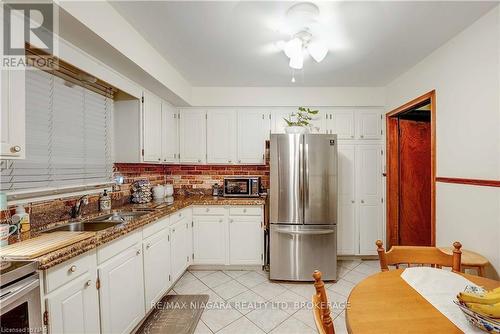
[0,260,42,333]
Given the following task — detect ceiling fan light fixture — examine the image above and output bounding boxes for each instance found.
[308,41,328,62]
[289,54,303,70]
[283,37,303,59]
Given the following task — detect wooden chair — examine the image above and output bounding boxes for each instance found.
[312,270,334,334]
[375,240,462,273]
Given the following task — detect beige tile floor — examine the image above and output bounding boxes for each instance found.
[168,260,381,334]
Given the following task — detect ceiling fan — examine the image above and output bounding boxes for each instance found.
[276,2,329,71]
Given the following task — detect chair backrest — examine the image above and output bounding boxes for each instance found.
[375,240,462,272]
[312,270,334,334]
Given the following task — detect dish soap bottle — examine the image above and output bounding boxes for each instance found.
[99,190,112,211]
[12,205,30,233]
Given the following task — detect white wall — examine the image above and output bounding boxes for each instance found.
[386,6,500,275]
[190,87,385,107]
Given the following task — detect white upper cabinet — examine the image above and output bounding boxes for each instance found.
[309,110,327,134]
[206,109,237,164]
[326,109,382,140]
[142,91,162,162]
[179,109,207,163]
[237,110,269,164]
[162,102,179,163]
[271,109,292,134]
[1,69,25,159]
[329,110,355,139]
[356,110,383,139]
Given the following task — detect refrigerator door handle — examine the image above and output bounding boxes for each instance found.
[303,139,309,215]
[274,228,335,235]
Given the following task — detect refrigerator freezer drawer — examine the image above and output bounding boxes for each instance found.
[270,224,337,281]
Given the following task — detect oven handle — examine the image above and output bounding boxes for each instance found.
[0,275,39,309]
[274,228,335,235]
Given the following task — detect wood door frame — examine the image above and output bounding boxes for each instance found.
[386,90,436,248]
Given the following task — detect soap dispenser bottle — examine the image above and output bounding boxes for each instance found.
[99,190,112,211]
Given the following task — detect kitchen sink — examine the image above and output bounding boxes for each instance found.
[43,211,149,233]
[92,211,149,223]
[46,221,124,232]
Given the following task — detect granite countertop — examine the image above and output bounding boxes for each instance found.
[5,195,266,270]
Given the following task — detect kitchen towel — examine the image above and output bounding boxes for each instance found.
[401,267,483,333]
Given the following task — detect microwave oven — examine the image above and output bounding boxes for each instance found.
[223,177,261,197]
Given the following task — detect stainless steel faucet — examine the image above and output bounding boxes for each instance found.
[71,195,89,219]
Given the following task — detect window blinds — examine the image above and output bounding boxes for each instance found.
[0,69,113,195]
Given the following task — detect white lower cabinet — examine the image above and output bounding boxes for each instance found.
[170,218,188,281]
[143,227,171,311]
[193,216,226,264]
[229,217,263,265]
[45,267,99,334]
[43,205,263,333]
[193,205,264,265]
[98,243,145,334]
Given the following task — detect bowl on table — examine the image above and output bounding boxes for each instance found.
[455,286,500,333]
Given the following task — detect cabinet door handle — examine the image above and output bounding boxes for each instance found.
[85,280,92,288]
[136,249,141,255]
[198,159,201,163]
[351,135,354,138]
[220,219,224,223]
[238,160,241,163]
[10,145,21,153]
[146,243,151,250]
[228,160,232,163]
[360,135,364,139]
[361,200,365,204]
[243,208,247,213]
[351,200,355,204]
[69,265,77,273]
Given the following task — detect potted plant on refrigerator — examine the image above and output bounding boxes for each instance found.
[284,107,319,134]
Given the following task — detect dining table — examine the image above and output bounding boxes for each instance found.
[346,269,500,334]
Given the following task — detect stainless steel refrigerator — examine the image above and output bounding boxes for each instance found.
[269,133,337,281]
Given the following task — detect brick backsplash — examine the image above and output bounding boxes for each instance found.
[114,163,270,193]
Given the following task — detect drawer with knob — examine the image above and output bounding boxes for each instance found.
[44,251,93,293]
[170,208,191,224]
[229,206,262,216]
[192,206,226,216]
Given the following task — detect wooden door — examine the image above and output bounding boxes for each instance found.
[399,119,432,246]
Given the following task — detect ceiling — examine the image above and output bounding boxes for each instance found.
[111,1,497,87]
